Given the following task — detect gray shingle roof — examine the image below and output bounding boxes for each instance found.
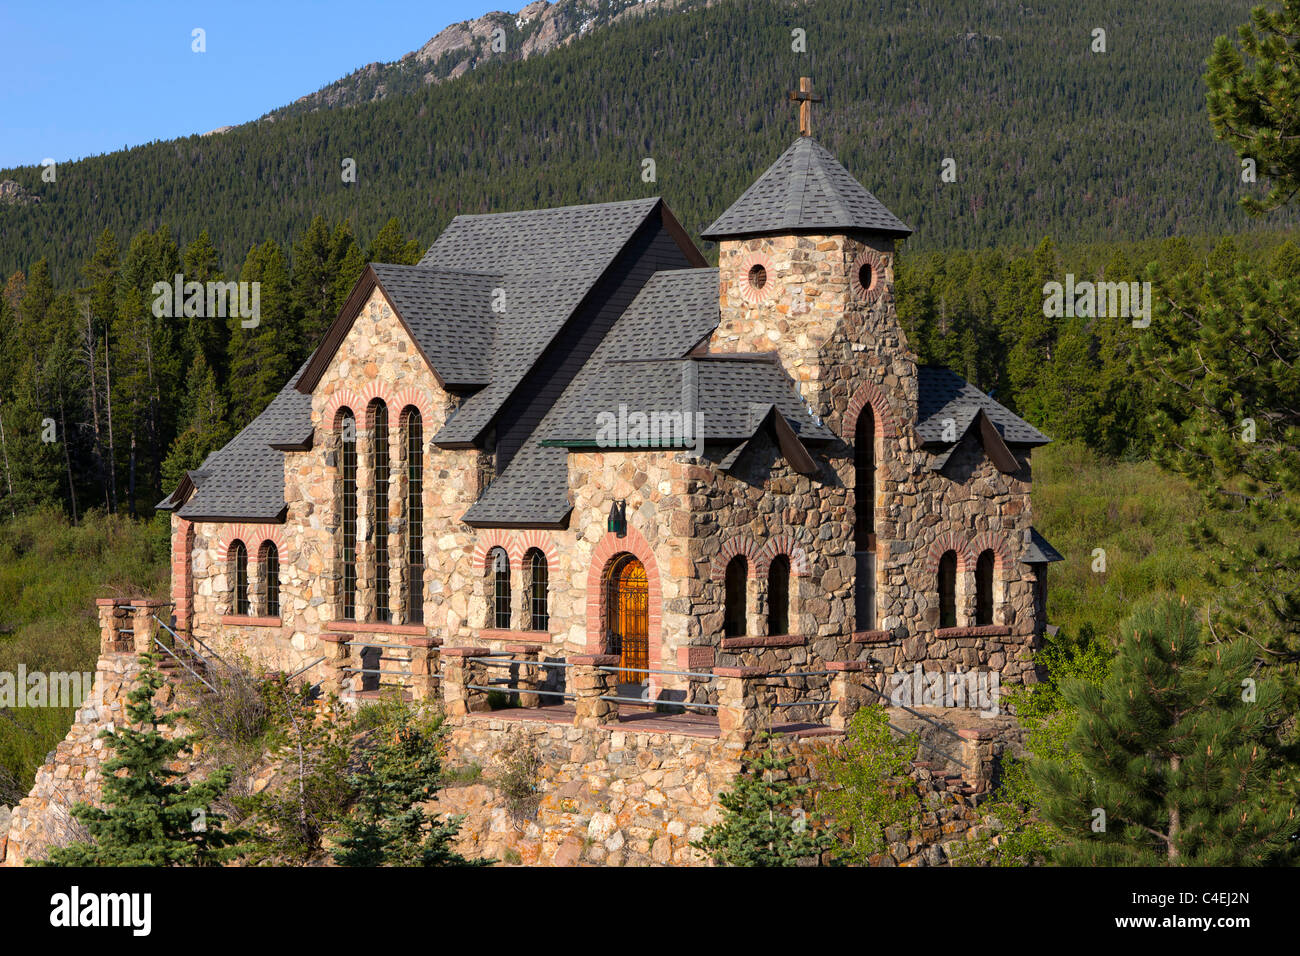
[542,357,833,446]
[916,366,1050,446]
[369,264,499,387]
[167,359,313,522]
[701,137,911,240]
[428,197,664,445]
[1023,527,1064,564]
[463,268,722,526]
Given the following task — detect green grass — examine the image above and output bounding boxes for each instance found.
[0,507,167,798]
[1034,442,1220,643]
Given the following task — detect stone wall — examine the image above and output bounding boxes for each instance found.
[1,652,185,866]
[433,707,1017,866]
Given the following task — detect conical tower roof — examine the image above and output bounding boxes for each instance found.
[701,136,911,241]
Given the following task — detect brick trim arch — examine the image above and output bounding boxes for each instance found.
[216,523,286,562]
[517,530,560,577]
[756,534,810,577]
[391,386,437,431]
[585,527,663,665]
[710,535,764,581]
[322,390,366,431]
[970,531,1014,572]
[925,532,975,574]
[471,530,516,572]
[844,381,901,441]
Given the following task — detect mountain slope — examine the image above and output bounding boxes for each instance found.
[268,0,707,119]
[0,0,1285,284]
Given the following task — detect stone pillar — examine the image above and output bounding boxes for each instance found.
[318,633,350,696]
[97,599,128,655]
[570,654,619,728]
[958,727,997,793]
[407,637,442,702]
[130,600,168,655]
[828,660,874,731]
[441,647,490,716]
[715,666,771,746]
[507,643,542,708]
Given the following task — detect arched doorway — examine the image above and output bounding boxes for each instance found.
[605,554,648,685]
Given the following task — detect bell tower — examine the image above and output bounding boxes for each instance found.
[701,78,913,418]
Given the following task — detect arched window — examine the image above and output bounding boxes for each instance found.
[938,550,958,629]
[230,540,249,616]
[338,407,357,620]
[855,404,877,631]
[768,554,791,636]
[855,404,875,548]
[526,548,549,631]
[260,541,280,618]
[488,547,510,630]
[724,555,747,637]
[402,407,424,624]
[975,550,995,626]
[369,400,390,623]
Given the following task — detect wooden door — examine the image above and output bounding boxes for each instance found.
[607,557,648,683]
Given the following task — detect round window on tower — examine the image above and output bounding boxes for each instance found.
[739,252,775,303]
[851,248,886,304]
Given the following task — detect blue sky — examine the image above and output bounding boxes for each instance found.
[0,1,498,170]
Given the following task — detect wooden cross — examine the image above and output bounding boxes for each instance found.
[787,76,823,136]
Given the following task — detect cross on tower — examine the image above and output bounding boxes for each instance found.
[787,76,823,137]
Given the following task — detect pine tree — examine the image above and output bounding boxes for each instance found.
[692,733,835,866]
[1206,0,1300,214]
[1032,599,1299,866]
[366,217,423,265]
[1138,259,1300,667]
[39,655,240,866]
[333,711,482,867]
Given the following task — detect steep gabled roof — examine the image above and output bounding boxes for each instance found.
[916,366,1050,447]
[295,264,500,392]
[541,356,832,447]
[701,137,911,241]
[462,268,722,527]
[430,197,684,446]
[161,359,314,522]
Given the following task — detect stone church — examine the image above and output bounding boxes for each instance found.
[157,98,1061,704]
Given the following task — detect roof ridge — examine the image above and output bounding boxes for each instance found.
[448,195,661,222]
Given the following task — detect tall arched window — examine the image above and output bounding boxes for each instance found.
[370,400,390,623]
[855,404,875,547]
[855,404,877,631]
[768,554,791,636]
[338,407,357,620]
[938,550,958,629]
[724,555,747,637]
[402,407,424,624]
[488,547,510,630]
[259,541,280,618]
[230,540,249,616]
[975,550,995,626]
[526,548,549,631]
